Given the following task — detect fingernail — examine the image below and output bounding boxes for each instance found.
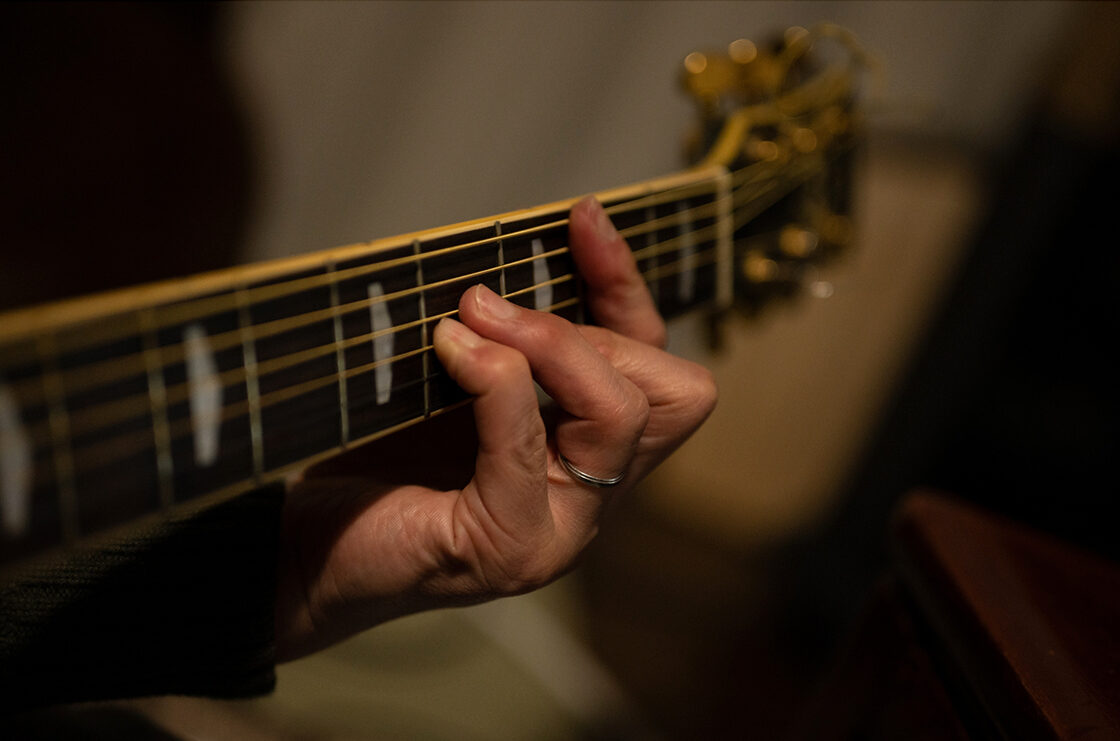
[586,197,619,242]
[474,284,518,319]
[435,317,482,348]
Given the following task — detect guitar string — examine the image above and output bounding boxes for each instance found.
[45,227,723,483]
[3,157,795,405]
[1,154,789,376]
[6,48,864,534]
[0,175,727,364]
[30,240,725,479]
[12,152,830,476]
[27,242,722,464]
[12,157,821,452]
[26,247,727,484]
[29,173,850,500]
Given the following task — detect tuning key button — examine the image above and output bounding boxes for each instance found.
[778,225,819,259]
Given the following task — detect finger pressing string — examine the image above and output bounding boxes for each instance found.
[458,284,648,495]
[432,317,552,537]
[568,196,666,348]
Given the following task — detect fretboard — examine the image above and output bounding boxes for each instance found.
[1,165,768,564]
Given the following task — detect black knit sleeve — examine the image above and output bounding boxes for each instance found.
[0,485,284,713]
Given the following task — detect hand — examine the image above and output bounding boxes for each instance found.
[275,197,716,660]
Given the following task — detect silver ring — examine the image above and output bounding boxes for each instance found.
[558,454,625,488]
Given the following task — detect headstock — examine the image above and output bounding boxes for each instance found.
[680,24,872,317]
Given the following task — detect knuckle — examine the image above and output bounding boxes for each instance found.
[524,310,575,349]
[476,344,530,385]
[683,362,718,422]
[491,547,563,594]
[616,379,651,432]
[634,311,668,348]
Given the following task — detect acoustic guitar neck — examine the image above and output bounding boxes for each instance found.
[0,25,866,569]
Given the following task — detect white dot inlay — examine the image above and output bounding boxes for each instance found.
[531,238,553,311]
[184,323,223,467]
[368,282,394,405]
[0,379,32,536]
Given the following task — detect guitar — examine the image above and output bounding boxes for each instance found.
[0,25,866,571]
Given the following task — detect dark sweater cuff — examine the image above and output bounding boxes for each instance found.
[0,485,284,712]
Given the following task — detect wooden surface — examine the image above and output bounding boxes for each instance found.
[894,492,1120,739]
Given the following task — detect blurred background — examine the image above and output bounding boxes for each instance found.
[3,1,1117,738]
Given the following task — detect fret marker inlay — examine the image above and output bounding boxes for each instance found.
[184,323,222,467]
[531,238,553,310]
[0,379,31,536]
[367,282,393,405]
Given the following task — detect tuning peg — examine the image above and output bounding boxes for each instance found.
[778,225,819,259]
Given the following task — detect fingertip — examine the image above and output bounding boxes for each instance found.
[433,317,483,377]
[459,283,521,325]
[434,317,481,348]
[570,195,624,255]
[571,195,601,229]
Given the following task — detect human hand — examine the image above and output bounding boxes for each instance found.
[275,197,716,660]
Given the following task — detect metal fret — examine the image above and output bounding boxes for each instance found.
[326,260,351,447]
[419,223,502,412]
[644,201,661,312]
[139,309,174,507]
[413,238,430,419]
[36,336,79,542]
[714,168,734,310]
[235,289,265,482]
[496,220,507,297]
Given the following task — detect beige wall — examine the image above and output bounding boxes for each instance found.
[225,1,1071,263]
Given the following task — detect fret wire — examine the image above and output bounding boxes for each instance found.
[2,178,741,405]
[235,288,265,483]
[496,220,507,297]
[33,294,588,481]
[36,335,79,542]
[643,200,661,311]
[2,173,731,368]
[616,197,721,240]
[327,259,351,447]
[716,167,735,311]
[139,309,174,507]
[573,215,586,327]
[30,239,724,485]
[14,162,784,450]
[15,186,750,449]
[413,238,431,419]
[19,214,728,448]
[16,237,581,406]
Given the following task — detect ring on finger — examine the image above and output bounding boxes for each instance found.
[557,454,625,488]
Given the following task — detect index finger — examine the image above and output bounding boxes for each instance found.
[568,196,667,348]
